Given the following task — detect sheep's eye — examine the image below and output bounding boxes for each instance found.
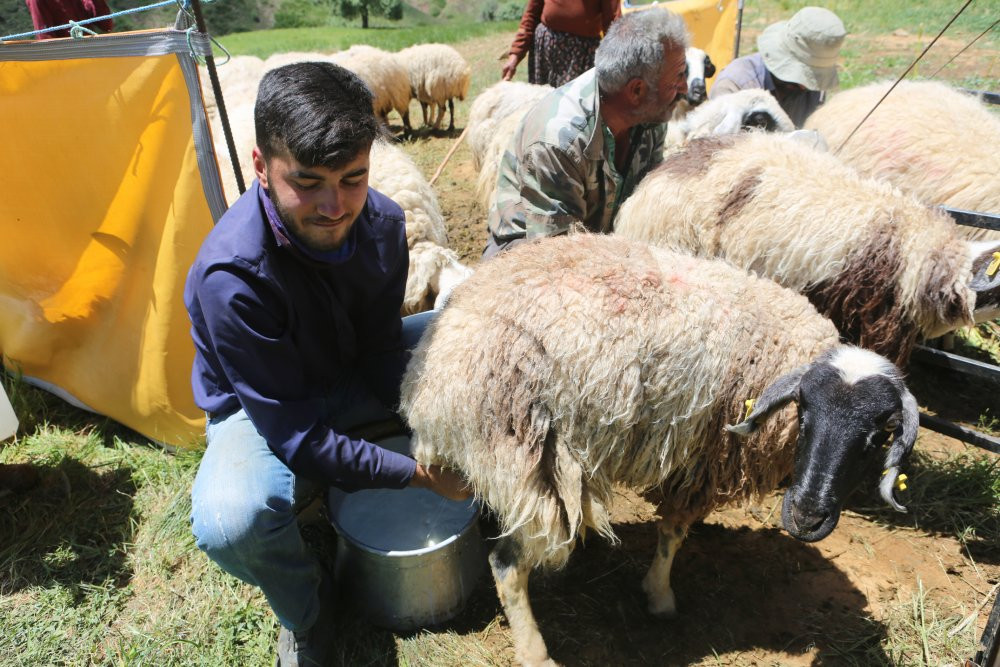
[884,418,900,433]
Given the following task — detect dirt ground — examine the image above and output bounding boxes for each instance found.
[365,31,1000,666]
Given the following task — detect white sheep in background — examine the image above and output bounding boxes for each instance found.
[396,43,471,131]
[367,139,473,313]
[465,81,553,210]
[400,234,919,667]
[330,45,412,134]
[209,101,255,205]
[805,80,1000,241]
[466,80,553,166]
[261,51,328,73]
[258,50,413,134]
[474,110,533,210]
[665,88,795,147]
[199,55,265,120]
[615,132,1000,365]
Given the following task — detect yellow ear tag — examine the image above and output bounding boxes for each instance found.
[882,469,908,491]
[743,398,755,422]
[987,252,1000,278]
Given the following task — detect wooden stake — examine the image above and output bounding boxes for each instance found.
[429,126,469,187]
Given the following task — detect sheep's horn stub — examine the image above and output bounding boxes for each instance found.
[879,466,907,513]
[724,420,755,437]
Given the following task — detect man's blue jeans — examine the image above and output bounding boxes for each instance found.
[190,311,435,631]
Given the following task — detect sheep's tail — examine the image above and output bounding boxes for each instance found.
[487,418,615,570]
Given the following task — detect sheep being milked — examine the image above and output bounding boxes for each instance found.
[401,235,920,667]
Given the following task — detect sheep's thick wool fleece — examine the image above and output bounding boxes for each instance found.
[400,235,838,568]
[805,81,1000,241]
[615,132,974,365]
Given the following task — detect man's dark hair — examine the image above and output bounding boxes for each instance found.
[255,61,385,169]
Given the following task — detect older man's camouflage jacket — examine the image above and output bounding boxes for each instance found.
[486,68,667,243]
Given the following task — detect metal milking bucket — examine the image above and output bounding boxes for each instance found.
[326,433,485,632]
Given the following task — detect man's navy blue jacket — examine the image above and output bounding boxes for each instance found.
[184,180,417,491]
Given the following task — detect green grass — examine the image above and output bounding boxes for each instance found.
[214,20,517,58]
[742,0,1000,43]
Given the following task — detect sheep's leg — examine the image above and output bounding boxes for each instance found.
[641,519,689,617]
[447,97,455,132]
[402,109,412,137]
[490,537,557,667]
[420,101,429,127]
[431,103,444,131]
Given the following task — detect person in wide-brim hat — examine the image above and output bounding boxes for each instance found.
[709,6,847,127]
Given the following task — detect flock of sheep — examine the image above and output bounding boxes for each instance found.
[199,44,1000,667]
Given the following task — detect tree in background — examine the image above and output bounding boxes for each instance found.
[337,0,401,28]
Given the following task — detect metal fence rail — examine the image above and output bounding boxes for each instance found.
[963,88,1000,105]
[910,202,1000,453]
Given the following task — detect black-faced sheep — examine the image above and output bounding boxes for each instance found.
[805,80,1000,241]
[615,132,1000,365]
[396,43,471,132]
[400,234,920,667]
[671,46,716,116]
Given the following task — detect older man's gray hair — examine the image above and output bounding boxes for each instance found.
[596,8,690,94]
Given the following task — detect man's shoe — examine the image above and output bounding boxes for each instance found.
[275,570,336,667]
[275,624,327,667]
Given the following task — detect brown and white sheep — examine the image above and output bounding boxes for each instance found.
[614,132,1000,365]
[805,80,1000,241]
[400,234,920,667]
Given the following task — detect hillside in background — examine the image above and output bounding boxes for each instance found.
[0,0,521,38]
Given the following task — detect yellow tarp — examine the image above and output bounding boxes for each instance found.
[621,0,739,89]
[0,47,215,447]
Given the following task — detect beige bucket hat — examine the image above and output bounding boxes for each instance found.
[757,6,846,91]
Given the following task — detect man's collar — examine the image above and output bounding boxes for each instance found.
[256,181,359,266]
[583,70,607,161]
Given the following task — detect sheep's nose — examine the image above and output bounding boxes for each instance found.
[742,110,777,131]
[791,505,827,533]
[687,81,706,105]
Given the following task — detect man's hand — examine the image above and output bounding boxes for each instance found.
[501,54,520,81]
[410,462,472,502]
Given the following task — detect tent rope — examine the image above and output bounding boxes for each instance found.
[0,0,217,41]
[929,17,999,79]
[834,0,974,156]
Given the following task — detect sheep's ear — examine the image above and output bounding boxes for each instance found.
[704,54,716,78]
[968,243,1000,293]
[880,387,919,512]
[724,365,807,437]
[712,108,744,135]
[787,129,829,152]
